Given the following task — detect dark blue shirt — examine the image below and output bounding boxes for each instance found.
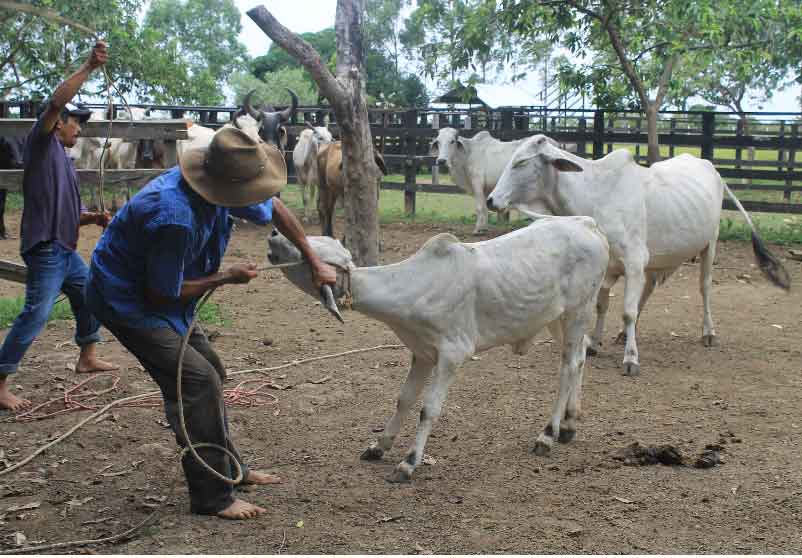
[21,117,82,254]
[87,167,273,335]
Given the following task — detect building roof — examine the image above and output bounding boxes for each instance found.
[434,83,540,109]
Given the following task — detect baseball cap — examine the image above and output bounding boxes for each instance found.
[63,102,92,123]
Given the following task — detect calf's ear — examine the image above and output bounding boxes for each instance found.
[551,158,583,172]
[456,138,466,151]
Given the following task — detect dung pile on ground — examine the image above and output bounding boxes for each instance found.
[614,441,726,468]
[614,442,684,466]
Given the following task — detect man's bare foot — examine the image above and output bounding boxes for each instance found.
[76,357,118,374]
[0,380,31,412]
[244,470,282,485]
[217,498,266,520]
[76,343,119,374]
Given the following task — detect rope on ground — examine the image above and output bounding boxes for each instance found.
[0,343,403,554]
[0,343,404,478]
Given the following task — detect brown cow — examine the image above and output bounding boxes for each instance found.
[316,142,388,238]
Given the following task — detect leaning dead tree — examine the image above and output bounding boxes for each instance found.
[248,1,380,266]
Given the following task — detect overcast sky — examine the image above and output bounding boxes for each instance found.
[235,0,800,112]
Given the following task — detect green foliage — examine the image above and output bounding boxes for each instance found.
[1,0,248,104]
[0,0,144,99]
[246,2,428,107]
[0,296,73,329]
[229,68,318,106]
[141,0,248,104]
[252,28,337,79]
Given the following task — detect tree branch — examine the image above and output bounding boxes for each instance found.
[654,52,676,107]
[0,18,33,75]
[601,11,648,107]
[631,40,670,64]
[246,5,344,103]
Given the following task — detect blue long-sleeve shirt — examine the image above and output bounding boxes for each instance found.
[87,167,273,335]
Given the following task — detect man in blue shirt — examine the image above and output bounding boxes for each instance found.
[86,126,336,520]
[0,42,117,412]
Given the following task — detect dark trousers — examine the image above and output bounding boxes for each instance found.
[102,321,248,514]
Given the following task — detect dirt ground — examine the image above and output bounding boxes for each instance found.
[0,207,801,554]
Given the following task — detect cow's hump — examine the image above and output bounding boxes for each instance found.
[417,232,462,259]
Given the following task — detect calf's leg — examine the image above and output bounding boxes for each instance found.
[588,286,611,355]
[472,181,489,235]
[361,354,433,461]
[621,262,647,376]
[389,351,462,483]
[534,308,588,455]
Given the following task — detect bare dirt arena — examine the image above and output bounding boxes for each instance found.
[1,208,801,554]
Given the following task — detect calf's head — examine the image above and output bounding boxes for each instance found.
[0,136,25,169]
[306,121,334,147]
[268,231,353,302]
[487,134,583,214]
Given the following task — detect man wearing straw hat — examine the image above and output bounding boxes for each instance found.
[86,126,337,519]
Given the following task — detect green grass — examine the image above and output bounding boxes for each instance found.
[0,296,74,329]
[196,301,228,327]
[0,296,227,329]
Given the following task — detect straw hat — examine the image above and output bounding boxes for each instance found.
[180,126,287,207]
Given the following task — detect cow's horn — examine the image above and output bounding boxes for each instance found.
[279,89,298,123]
[243,89,261,120]
[320,285,344,323]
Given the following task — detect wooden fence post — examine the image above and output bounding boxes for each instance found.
[634,117,642,162]
[701,112,715,161]
[404,109,418,216]
[735,117,744,177]
[501,109,513,136]
[431,114,440,186]
[592,110,605,160]
[786,123,797,201]
[577,117,587,158]
[669,118,676,158]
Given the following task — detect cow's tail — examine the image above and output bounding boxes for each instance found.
[722,180,790,290]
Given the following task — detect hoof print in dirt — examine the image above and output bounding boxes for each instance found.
[360,446,384,461]
[694,449,721,469]
[613,442,684,466]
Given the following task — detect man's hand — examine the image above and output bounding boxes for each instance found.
[95,211,112,227]
[311,260,337,290]
[225,263,258,285]
[86,41,109,71]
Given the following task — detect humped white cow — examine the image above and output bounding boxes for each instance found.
[268,215,610,481]
[486,135,790,376]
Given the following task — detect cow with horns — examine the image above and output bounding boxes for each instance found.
[231,89,298,150]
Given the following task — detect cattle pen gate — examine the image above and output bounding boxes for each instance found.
[1,101,800,216]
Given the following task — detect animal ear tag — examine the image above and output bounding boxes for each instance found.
[320,284,344,323]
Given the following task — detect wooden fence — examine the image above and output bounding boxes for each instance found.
[1,100,800,215]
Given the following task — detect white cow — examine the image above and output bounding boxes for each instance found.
[430,128,526,234]
[268,216,610,481]
[487,135,790,376]
[176,120,216,160]
[292,123,334,221]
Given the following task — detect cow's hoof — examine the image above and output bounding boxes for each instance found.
[701,334,719,347]
[622,362,640,377]
[614,331,627,345]
[532,440,551,456]
[386,467,412,483]
[586,346,599,357]
[360,445,384,461]
[557,429,576,444]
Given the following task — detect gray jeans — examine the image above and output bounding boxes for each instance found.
[102,321,249,514]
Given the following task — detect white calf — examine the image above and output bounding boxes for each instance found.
[268,216,610,481]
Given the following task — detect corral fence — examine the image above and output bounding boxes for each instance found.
[1,100,801,215]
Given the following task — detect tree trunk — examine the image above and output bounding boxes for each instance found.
[645,103,660,165]
[247,1,381,266]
